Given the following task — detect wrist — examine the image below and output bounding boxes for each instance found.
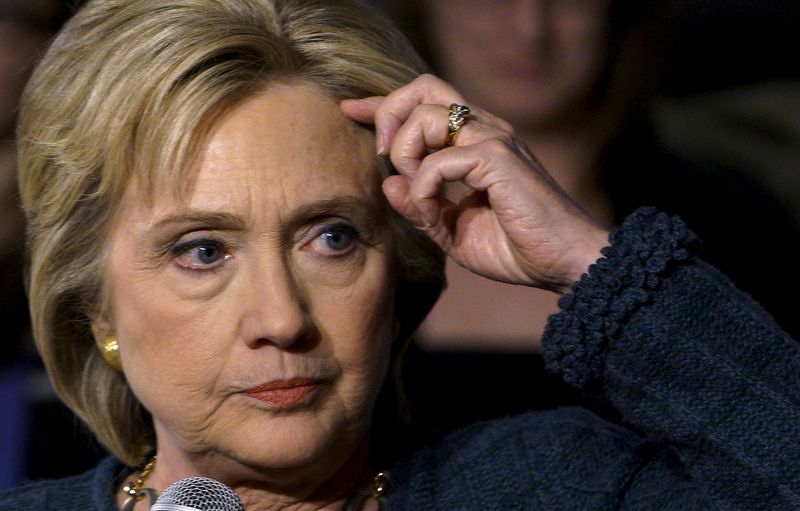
[543,207,701,390]
[554,226,610,295]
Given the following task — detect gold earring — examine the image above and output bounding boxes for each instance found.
[101,334,122,371]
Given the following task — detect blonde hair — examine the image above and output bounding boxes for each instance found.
[18,0,443,466]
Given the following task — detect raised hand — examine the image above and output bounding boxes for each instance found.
[341,75,609,294]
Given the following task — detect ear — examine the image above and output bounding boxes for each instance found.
[90,314,113,350]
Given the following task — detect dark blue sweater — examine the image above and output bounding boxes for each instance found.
[2,208,798,510]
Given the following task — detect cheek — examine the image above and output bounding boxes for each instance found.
[110,271,234,404]
[310,259,396,377]
[555,11,610,78]
[426,4,490,62]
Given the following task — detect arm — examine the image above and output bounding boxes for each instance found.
[341,74,800,509]
[544,207,800,509]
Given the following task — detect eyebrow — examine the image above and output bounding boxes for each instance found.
[152,212,247,231]
[282,196,383,239]
[151,196,383,234]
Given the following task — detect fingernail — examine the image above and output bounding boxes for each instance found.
[376,132,387,155]
[419,209,437,229]
[412,218,432,230]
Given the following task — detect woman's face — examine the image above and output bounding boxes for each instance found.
[425,0,611,129]
[98,84,396,481]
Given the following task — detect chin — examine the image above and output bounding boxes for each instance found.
[214,409,365,477]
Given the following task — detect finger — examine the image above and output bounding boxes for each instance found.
[390,107,509,177]
[340,96,384,125]
[375,75,515,153]
[407,139,522,225]
[388,104,449,177]
[374,74,465,155]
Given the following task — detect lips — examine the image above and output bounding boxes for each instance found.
[242,378,321,407]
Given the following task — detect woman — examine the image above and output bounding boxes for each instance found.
[3,0,799,509]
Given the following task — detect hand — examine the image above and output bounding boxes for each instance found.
[341,75,609,294]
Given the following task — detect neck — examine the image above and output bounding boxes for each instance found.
[132,438,379,511]
[233,454,378,511]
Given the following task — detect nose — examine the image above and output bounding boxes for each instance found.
[512,0,550,43]
[238,259,311,350]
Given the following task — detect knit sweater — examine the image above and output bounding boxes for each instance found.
[2,208,798,510]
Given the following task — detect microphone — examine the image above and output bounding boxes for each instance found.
[151,477,245,511]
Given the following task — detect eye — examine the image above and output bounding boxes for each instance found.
[172,237,231,271]
[321,230,352,251]
[307,223,358,257]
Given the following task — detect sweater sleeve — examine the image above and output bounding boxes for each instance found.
[542,207,800,510]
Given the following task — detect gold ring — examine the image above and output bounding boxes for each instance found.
[446,103,470,146]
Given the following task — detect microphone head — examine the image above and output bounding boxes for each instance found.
[151,477,245,511]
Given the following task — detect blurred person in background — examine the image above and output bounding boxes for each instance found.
[384,0,800,431]
[0,0,103,489]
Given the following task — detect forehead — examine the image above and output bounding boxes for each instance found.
[143,82,380,217]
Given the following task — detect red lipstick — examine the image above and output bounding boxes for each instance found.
[243,378,320,407]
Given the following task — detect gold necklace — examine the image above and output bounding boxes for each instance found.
[121,455,158,511]
[119,455,388,510]
[343,471,389,511]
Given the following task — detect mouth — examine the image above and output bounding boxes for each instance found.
[242,378,322,408]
